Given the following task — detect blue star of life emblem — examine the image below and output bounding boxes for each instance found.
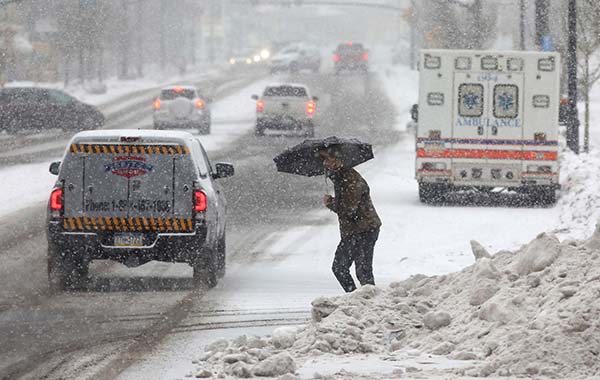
[498,92,514,111]
[463,92,480,109]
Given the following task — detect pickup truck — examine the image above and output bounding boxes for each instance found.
[251,83,318,137]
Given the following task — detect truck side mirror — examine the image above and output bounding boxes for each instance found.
[251,94,259,100]
[49,161,61,175]
[410,104,419,122]
[213,162,234,179]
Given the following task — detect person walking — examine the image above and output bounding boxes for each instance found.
[320,147,381,293]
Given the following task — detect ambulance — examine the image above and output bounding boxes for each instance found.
[414,49,560,204]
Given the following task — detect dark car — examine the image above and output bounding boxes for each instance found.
[333,42,369,75]
[0,87,105,133]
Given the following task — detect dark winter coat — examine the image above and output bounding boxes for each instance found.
[326,167,381,239]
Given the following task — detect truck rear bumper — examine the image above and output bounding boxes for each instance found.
[47,220,209,265]
[258,117,312,130]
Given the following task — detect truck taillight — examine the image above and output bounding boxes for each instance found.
[333,54,340,63]
[256,100,264,113]
[153,98,161,110]
[362,52,369,60]
[50,188,63,212]
[306,101,316,115]
[196,99,205,109]
[194,190,207,212]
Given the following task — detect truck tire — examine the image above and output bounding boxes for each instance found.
[216,235,226,279]
[304,122,315,138]
[198,121,211,135]
[48,245,67,293]
[192,249,217,288]
[255,120,266,136]
[419,183,447,204]
[48,245,89,292]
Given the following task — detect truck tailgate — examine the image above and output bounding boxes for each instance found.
[62,142,194,233]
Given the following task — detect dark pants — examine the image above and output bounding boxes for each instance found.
[332,228,379,293]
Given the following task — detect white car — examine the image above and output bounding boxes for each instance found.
[251,83,318,137]
[153,86,212,134]
[269,45,321,74]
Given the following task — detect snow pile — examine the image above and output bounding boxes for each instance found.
[557,149,600,241]
[193,229,600,379]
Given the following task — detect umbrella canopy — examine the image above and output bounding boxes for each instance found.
[273,136,374,177]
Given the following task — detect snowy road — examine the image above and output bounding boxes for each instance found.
[0,64,561,380]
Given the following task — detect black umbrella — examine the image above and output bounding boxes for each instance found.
[273,136,374,177]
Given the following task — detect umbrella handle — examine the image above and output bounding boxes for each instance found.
[324,171,331,195]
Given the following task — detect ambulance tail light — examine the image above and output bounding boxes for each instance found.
[421,162,447,171]
[428,130,441,139]
[50,187,64,217]
[194,190,207,213]
[527,165,552,174]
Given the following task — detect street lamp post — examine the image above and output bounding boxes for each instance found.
[567,0,579,154]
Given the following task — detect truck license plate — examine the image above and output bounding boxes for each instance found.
[114,233,144,247]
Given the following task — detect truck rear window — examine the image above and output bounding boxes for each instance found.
[161,89,195,100]
[458,83,484,117]
[263,86,307,97]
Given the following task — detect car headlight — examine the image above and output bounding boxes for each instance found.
[260,49,270,59]
[228,58,236,65]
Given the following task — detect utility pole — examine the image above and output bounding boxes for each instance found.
[471,0,483,49]
[566,0,579,154]
[519,0,525,50]
[535,0,550,49]
[409,0,416,70]
[160,0,165,71]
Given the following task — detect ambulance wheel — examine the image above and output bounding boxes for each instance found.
[532,186,556,206]
[419,183,446,204]
[192,249,217,288]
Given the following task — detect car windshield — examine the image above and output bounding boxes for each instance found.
[263,86,307,97]
[161,88,195,100]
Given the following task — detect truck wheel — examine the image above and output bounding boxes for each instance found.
[255,121,266,136]
[304,122,315,138]
[198,121,211,135]
[419,183,446,204]
[192,249,217,289]
[216,235,226,279]
[48,245,67,293]
[48,246,89,292]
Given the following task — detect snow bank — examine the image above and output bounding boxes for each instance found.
[192,229,600,379]
[556,148,600,241]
